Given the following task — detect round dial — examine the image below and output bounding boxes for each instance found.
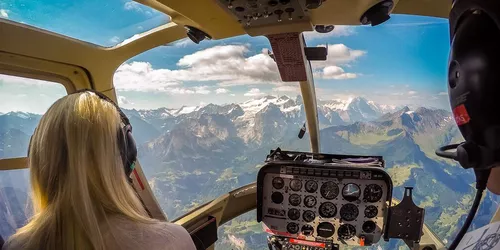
[364,184,383,202]
[272,177,284,189]
[317,222,335,238]
[302,210,315,223]
[288,194,301,206]
[364,205,378,218]
[288,208,300,220]
[362,221,377,233]
[301,224,314,236]
[340,203,359,221]
[318,202,337,218]
[289,179,303,191]
[287,222,299,234]
[320,181,339,200]
[338,224,356,240]
[271,192,283,204]
[305,180,318,193]
[342,183,361,202]
[304,195,317,208]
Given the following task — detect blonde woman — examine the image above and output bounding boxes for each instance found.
[2,90,196,250]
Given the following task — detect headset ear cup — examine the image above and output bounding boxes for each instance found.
[124,125,137,177]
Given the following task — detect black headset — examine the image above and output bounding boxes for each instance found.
[437,0,500,171]
[28,89,138,179]
[435,2,500,248]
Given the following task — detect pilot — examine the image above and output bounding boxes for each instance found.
[2,91,196,250]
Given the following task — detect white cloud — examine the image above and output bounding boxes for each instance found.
[244,88,265,97]
[114,62,181,92]
[273,85,300,93]
[230,94,236,97]
[304,26,356,40]
[113,62,217,95]
[124,1,153,15]
[312,44,366,69]
[408,91,417,95]
[0,9,8,18]
[320,66,357,79]
[109,36,121,44]
[118,96,132,105]
[216,88,230,94]
[309,44,365,79]
[162,44,280,86]
[193,86,211,94]
[438,92,448,96]
[165,87,210,95]
[0,74,55,86]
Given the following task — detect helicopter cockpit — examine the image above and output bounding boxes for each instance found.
[1,0,500,249]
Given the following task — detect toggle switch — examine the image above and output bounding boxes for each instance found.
[285,8,294,20]
[274,9,283,22]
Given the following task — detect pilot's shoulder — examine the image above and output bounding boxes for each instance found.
[142,221,196,250]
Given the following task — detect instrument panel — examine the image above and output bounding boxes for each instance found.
[258,163,392,247]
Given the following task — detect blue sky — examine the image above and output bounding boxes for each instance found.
[0,0,451,113]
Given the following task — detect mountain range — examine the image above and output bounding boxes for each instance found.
[1,96,498,250]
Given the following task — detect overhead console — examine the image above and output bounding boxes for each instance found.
[215,0,321,36]
[257,149,426,250]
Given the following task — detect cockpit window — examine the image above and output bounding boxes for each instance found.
[0,74,66,238]
[0,0,170,47]
[115,14,483,249]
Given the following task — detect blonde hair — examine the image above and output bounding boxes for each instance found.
[10,92,155,250]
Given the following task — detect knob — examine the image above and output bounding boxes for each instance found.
[306,0,322,9]
[263,11,271,18]
[245,15,252,26]
[268,0,278,7]
[274,9,283,22]
[285,8,294,20]
[227,0,233,9]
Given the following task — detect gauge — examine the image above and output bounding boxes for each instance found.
[338,224,356,240]
[364,205,378,218]
[288,208,300,220]
[301,224,314,236]
[318,202,337,218]
[302,210,315,223]
[320,181,339,200]
[272,177,284,189]
[289,194,301,206]
[304,195,317,208]
[317,222,335,238]
[271,192,284,204]
[305,180,318,193]
[287,222,299,234]
[362,221,377,233]
[289,179,303,191]
[340,203,359,221]
[364,184,383,202]
[342,183,361,202]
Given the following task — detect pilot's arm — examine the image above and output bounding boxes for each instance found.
[487,168,500,195]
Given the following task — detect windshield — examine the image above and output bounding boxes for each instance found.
[113,14,491,249]
[0,0,170,47]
